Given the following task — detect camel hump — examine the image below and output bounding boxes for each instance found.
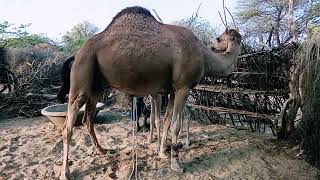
[105,6,159,31]
[114,6,155,20]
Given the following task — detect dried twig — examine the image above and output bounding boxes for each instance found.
[152,9,163,23]
[267,27,274,47]
[218,11,227,27]
[189,2,203,27]
[225,7,236,28]
[222,0,228,27]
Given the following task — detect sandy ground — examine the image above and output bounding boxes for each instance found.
[0,109,319,180]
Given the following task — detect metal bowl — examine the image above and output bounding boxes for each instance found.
[41,102,105,129]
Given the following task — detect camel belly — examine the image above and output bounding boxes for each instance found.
[108,72,173,95]
[98,58,173,95]
[96,36,177,95]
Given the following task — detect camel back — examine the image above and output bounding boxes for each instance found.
[104,6,161,32]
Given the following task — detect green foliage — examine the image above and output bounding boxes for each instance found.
[308,24,320,38]
[5,34,51,48]
[1,21,29,47]
[62,21,99,55]
[0,21,54,48]
[173,17,217,44]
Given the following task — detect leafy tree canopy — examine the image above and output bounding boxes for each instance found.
[235,0,320,46]
[62,21,99,55]
[0,21,54,48]
[173,16,218,45]
[4,34,52,48]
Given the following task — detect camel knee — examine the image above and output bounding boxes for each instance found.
[70,92,87,109]
[63,127,73,143]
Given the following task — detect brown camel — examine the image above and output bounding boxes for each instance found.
[61,6,242,179]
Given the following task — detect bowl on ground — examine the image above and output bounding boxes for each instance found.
[41,102,105,129]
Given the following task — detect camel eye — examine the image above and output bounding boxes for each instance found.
[216,37,220,42]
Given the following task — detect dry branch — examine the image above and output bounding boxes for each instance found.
[194,85,288,95]
[24,93,57,100]
[187,103,275,120]
[152,9,163,23]
[0,48,64,119]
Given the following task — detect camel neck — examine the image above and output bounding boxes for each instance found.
[203,48,239,78]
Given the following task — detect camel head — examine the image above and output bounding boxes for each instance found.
[210,27,242,55]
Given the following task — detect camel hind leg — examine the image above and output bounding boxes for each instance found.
[82,95,107,155]
[61,92,87,180]
[159,93,174,158]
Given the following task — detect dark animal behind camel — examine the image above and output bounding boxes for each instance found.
[131,95,169,131]
[131,96,150,130]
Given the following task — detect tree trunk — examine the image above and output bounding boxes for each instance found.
[274,6,284,47]
[277,63,302,140]
[275,18,281,46]
[258,34,264,49]
[288,0,297,42]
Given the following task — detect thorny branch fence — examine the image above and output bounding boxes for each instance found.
[187,46,295,135]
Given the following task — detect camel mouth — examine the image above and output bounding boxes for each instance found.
[211,46,226,53]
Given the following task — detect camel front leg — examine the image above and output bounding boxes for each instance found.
[82,99,107,155]
[159,94,174,158]
[170,89,189,173]
[61,94,86,180]
[148,96,155,143]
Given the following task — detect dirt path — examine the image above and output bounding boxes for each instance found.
[0,110,318,179]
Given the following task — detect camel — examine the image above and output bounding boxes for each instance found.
[60,6,242,179]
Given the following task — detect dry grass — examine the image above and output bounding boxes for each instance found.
[297,34,320,167]
[0,45,124,119]
[0,46,65,119]
[111,90,131,109]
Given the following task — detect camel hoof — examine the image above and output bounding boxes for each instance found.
[185,139,191,147]
[170,162,185,173]
[158,151,168,159]
[137,126,142,132]
[60,169,73,180]
[156,145,160,155]
[96,148,108,155]
[142,125,150,133]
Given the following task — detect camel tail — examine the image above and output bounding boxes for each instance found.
[57,55,75,103]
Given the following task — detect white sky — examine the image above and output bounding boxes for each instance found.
[1,0,237,41]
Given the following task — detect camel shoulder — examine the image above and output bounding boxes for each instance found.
[164,24,193,36]
[163,24,202,49]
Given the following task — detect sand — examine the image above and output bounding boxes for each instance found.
[0,109,318,180]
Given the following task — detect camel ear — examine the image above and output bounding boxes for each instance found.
[225,26,230,33]
[225,40,236,54]
[234,27,239,32]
